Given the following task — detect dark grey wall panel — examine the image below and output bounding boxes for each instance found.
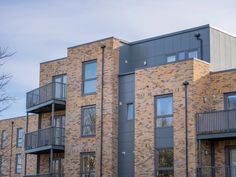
[210,28,236,71]
[118,74,135,177]
[120,26,211,74]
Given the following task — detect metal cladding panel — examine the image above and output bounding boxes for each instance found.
[119,27,210,74]
[118,74,135,177]
[156,127,173,148]
[210,27,236,71]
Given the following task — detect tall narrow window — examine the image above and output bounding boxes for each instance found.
[82,106,96,136]
[16,128,23,148]
[1,130,6,148]
[156,95,173,127]
[127,103,134,120]
[15,153,22,174]
[80,152,95,177]
[83,60,97,95]
[156,149,174,176]
[225,92,236,110]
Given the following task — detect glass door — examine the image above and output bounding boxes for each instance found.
[53,75,67,99]
[53,116,65,145]
[52,158,64,177]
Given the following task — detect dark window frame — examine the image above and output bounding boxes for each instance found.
[16,128,23,148]
[1,130,6,149]
[127,103,134,120]
[224,92,236,110]
[80,152,96,177]
[156,148,174,176]
[82,60,97,96]
[15,153,22,174]
[155,94,173,128]
[81,105,96,137]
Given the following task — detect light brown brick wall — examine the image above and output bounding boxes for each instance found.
[0,115,38,177]
[134,59,211,177]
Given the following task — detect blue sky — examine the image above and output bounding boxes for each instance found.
[0,0,236,119]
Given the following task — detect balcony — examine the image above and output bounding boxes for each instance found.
[25,127,65,154]
[196,109,236,139]
[26,82,67,113]
[24,173,64,177]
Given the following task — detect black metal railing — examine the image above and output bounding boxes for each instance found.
[196,109,236,135]
[26,82,67,109]
[197,166,236,177]
[24,174,63,177]
[25,127,65,151]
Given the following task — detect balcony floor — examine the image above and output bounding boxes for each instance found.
[197,131,236,140]
[27,99,66,113]
[25,145,64,154]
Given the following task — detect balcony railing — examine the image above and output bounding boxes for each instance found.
[24,173,64,177]
[26,82,67,110]
[196,109,236,135]
[197,166,236,177]
[25,127,65,152]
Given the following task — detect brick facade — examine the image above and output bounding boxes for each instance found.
[1,37,236,177]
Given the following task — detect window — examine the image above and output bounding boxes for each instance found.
[82,106,96,136]
[178,52,185,60]
[83,60,97,95]
[225,92,236,110]
[188,50,198,59]
[166,55,176,63]
[156,149,174,177]
[127,103,134,120]
[53,74,67,99]
[15,154,22,174]
[80,152,95,177]
[16,128,23,148]
[1,130,6,148]
[155,95,173,127]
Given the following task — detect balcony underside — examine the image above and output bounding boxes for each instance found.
[25,145,64,154]
[27,99,66,113]
[197,131,236,140]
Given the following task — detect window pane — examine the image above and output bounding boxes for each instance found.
[127,103,134,120]
[188,50,198,59]
[16,154,22,173]
[84,62,97,80]
[167,55,176,63]
[17,128,23,147]
[84,80,96,94]
[226,94,236,110]
[82,107,96,136]
[157,96,173,116]
[81,153,95,175]
[178,52,185,60]
[156,117,173,127]
[158,149,173,167]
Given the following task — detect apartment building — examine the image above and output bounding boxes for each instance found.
[0,24,236,177]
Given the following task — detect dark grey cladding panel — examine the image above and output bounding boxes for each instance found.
[119,26,210,74]
[156,127,173,148]
[118,74,135,177]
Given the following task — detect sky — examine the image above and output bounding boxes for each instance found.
[0,0,236,119]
